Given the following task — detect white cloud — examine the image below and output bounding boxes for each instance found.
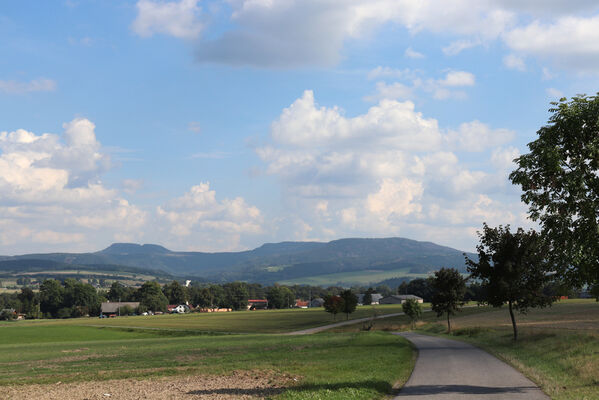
[0,78,56,94]
[405,47,425,59]
[503,53,526,71]
[363,81,412,102]
[504,16,599,71]
[442,39,481,55]
[156,182,263,251]
[0,120,146,254]
[132,0,203,39]
[438,71,476,86]
[257,91,526,250]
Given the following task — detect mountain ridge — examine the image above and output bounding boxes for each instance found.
[2,237,475,285]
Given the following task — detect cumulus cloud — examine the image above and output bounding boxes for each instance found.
[0,120,147,254]
[132,0,203,39]
[546,87,564,98]
[0,78,56,94]
[256,91,527,251]
[156,182,263,251]
[504,15,599,71]
[363,81,412,102]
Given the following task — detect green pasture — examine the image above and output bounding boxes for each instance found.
[278,268,431,286]
[5,304,408,333]
[0,325,414,399]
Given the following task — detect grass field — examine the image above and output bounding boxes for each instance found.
[332,299,599,400]
[6,304,408,333]
[0,324,414,399]
[278,268,431,286]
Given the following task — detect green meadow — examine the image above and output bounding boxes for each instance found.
[278,268,431,286]
[0,314,414,399]
[8,304,407,333]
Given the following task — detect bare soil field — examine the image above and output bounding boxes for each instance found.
[6,370,294,400]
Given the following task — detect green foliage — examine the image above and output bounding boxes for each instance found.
[397,278,434,302]
[402,299,422,330]
[17,287,39,317]
[267,285,294,309]
[222,282,249,310]
[162,280,188,304]
[323,295,344,321]
[138,281,168,312]
[466,224,556,340]
[510,94,599,290]
[340,289,358,320]
[39,279,64,317]
[0,309,15,320]
[431,267,466,333]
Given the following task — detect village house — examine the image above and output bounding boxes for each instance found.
[247,299,268,310]
[100,301,140,317]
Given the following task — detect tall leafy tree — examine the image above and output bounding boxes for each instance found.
[17,287,39,317]
[163,280,188,305]
[340,289,358,320]
[510,94,599,292]
[222,282,249,310]
[362,287,374,305]
[39,279,64,318]
[466,224,556,341]
[323,294,344,321]
[267,285,294,309]
[431,268,466,333]
[137,281,168,312]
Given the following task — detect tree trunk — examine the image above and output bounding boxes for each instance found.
[508,300,518,341]
[446,312,451,334]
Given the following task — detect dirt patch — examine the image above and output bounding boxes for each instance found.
[5,370,297,400]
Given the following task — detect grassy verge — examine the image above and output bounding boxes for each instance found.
[0,325,414,399]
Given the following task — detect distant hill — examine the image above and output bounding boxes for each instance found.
[0,237,475,286]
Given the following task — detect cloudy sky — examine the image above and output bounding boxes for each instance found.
[1,1,599,255]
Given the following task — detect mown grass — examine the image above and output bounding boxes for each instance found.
[3,304,408,333]
[0,326,414,400]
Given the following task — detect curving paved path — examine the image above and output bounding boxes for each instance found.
[393,332,549,399]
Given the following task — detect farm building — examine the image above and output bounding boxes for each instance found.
[295,300,309,308]
[379,295,423,304]
[100,301,140,317]
[247,299,268,310]
[310,298,325,307]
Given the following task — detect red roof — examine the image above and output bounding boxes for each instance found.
[295,300,309,307]
[248,299,268,303]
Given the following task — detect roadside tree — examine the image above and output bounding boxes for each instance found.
[466,224,556,341]
[431,268,466,333]
[510,94,599,292]
[323,294,344,321]
[340,289,358,320]
[402,299,422,330]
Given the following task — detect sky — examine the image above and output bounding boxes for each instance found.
[1,0,599,255]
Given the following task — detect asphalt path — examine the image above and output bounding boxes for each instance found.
[393,332,549,400]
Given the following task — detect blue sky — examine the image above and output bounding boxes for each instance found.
[1,0,599,254]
